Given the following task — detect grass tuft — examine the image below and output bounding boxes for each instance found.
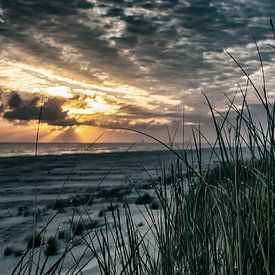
[135,193,153,204]
[26,233,41,249]
[44,237,58,256]
[4,246,13,257]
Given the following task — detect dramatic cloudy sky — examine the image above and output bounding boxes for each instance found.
[0,0,275,143]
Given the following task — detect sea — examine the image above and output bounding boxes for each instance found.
[0,142,174,157]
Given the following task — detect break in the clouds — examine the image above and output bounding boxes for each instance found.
[0,0,275,142]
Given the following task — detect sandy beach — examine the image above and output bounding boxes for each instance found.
[0,149,178,274]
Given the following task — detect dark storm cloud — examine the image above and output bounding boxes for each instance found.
[3,92,78,126]
[117,105,175,118]
[97,119,176,132]
[8,92,24,108]
[118,104,211,125]
[0,0,137,81]
[2,0,275,87]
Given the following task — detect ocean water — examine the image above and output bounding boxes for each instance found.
[0,142,172,157]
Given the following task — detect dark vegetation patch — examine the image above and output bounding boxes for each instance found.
[98,204,119,217]
[204,159,271,187]
[4,246,13,256]
[135,193,153,205]
[106,204,119,212]
[58,230,69,240]
[72,222,84,236]
[47,187,132,211]
[4,246,23,257]
[85,220,100,230]
[47,193,94,210]
[137,222,144,227]
[150,201,160,210]
[139,181,155,190]
[95,186,132,200]
[14,250,23,257]
[70,219,100,236]
[17,206,47,217]
[26,233,42,249]
[98,209,105,217]
[44,237,58,256]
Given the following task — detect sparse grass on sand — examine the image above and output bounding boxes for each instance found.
[10,23,275,275]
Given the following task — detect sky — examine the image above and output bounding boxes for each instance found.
[0,0,275,143]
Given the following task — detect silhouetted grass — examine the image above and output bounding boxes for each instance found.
[87,26,275,274]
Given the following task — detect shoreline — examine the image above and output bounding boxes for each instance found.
[0,148,170,159]
[0,145,222,160]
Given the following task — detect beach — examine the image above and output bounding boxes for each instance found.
[0,145,181,274]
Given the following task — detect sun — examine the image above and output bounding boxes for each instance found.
[63,95,120,116]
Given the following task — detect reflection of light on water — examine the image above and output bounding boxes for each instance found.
[0,143,175,157]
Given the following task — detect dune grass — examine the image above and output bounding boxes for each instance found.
[11,24,275,275]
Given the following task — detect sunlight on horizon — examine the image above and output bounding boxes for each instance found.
[0,54,184,142]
